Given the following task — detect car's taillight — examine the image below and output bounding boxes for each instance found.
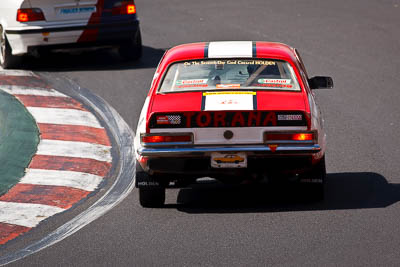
[265,132,316,143]
[17,8,45,22]
[141,133,193,145]
[112,1,136,15]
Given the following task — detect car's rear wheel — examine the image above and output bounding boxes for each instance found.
[0,27,19,69]
[299,156,326,201]
[136,161,166,207]
[139,187,165,208]
[118,28,142,61]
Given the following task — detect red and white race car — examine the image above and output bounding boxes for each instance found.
[0,0,141,69]
[135,41,333,207]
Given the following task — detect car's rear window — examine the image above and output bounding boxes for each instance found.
[159,59,301,93]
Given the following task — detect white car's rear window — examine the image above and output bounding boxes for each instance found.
[159,59,301,93]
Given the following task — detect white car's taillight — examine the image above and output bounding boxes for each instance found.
[17,8,45,22]
[112,1,136,15]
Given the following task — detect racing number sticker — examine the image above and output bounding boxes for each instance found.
[202,91,257,111]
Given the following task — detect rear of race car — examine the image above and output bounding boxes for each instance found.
[135,42,329,207]
[0,0,141,68]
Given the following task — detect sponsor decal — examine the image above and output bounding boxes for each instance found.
[216,84,241,89]
[58,6,96,15]
[176,84,208,89]
[176,79,208,85]
[277,114,303,121]
[156,115,182,125]
[137,181,160,187]
[258,79,291,84]
[182,59,276,66]
[150,111,306,128]
[219,99,239,105]
[256,83,293,88]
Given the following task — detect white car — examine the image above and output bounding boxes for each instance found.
[0,0,142,69]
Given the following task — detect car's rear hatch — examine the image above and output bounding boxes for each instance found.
[148,91,309,145]
[28,0,97,22]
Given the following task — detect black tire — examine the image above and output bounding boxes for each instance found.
[118,28,142,61]
[0,28,19,69]
[300,156,326,201]
[139,187,165,208]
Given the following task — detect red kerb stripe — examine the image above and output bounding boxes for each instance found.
[0,184,90,209]
[37,123,111,146]
[0,223,31,245]
[29,155,112,177]
[0,76,51,88]
[15,95,87,111]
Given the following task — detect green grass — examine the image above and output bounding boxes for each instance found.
[0,90,39,196]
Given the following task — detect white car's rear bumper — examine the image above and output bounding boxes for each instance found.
[5,19,139,55]
[6,27,82,55]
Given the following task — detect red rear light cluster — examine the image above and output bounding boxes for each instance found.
[17,8,45,22]
[141,134,192,145]
[265,132,316,142]
[112,1,136,15]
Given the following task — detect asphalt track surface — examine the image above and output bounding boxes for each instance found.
[3,0,400,265]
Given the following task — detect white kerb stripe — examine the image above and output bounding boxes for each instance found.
[0,70,36,77]
[36,139,112,163]
[21,169,104,192]
[27,107,102,128]
[208,41,253,58]
[0,201,64,228]
[0,86,68,97]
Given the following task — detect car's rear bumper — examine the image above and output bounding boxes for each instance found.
[146,155,315,176]
[5,19,139,55]
[137,144,322,177]
[138,144,321,157]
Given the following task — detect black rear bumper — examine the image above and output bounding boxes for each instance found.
[147,156,313,177]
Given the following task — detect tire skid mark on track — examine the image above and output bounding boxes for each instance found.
[0,71,113,246]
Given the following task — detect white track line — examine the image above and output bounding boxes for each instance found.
[21,169,104,192]
[36,139,112,163]
[0,86,68,97]
[0,202,64,228]
[27,107,102,128]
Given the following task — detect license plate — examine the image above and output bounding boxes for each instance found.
[58,6,96,15]
[211,152,247,168]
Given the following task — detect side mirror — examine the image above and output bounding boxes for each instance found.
[308,76,334,89]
